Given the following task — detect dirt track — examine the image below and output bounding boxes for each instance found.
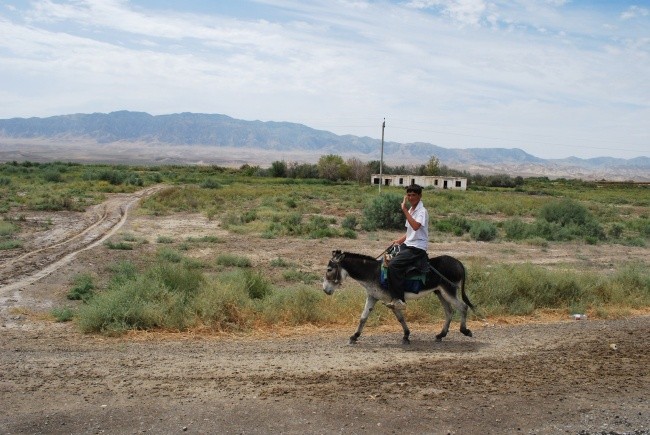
[0,188,648,434]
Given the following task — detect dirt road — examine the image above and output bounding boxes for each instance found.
[0,188,648,434]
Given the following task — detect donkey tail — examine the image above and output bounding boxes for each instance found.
[459,262,476,311]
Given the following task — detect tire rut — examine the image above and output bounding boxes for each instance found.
[0,185,163,299]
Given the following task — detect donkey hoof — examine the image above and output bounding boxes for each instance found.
[461,328,473,337]
[435,335,443,341]
[349,336,359,345]
[402,337,411,345]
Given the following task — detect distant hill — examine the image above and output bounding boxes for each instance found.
[0,111,648,181]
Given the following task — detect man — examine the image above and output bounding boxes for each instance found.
[386,184,429,310]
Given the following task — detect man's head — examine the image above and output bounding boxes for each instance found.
[406,184,423,196]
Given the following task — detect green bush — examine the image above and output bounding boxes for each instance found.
[503,218,529,240]
[43,170,63,183]
[67,273,95,302]
[194,279,254,331]
[0,240,22,250]
[270,257,293,268]
[341,215,358,230]
[157,248,184,263]
[200,178,222,189]
[241,269,272,299]
[0,221,18,237]
[362,194,404,231]
[104,241,134,250]
[51,307,74,322]
[433,216,472,236]
[469,221,497,241]
[282,269,320,284]
[216,254,252,268]
[77,262,205,334]
[468,261,650,316]
[537,198,605,241]
[258,286,327,326]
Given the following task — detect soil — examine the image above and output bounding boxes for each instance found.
[1,187,648,435]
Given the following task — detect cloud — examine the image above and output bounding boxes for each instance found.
[405,0,488,25]
[620,5,649,20]
[0,0,648,158]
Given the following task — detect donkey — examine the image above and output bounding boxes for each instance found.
[322,250,475,345]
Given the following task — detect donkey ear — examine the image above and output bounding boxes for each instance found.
[332,249,342,257]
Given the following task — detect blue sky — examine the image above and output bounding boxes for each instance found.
[0,0,648,159]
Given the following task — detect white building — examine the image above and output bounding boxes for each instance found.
[371,174,467,190]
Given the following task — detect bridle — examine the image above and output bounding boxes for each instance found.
[327,251,345,285]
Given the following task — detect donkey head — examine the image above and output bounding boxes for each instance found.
[322,250,346,295]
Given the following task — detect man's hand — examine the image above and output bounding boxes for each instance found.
[401,195,408,211]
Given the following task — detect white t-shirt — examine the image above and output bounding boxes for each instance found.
[404,201,429,251]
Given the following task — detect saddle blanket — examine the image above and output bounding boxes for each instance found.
[380,265,426,294]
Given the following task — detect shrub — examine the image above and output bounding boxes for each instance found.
[77,262,205,334]
[433,216,471,236]
[67,273,95,302]
[341,215,358,230]
[282,269,320,284]
[270,257,293,268]
[43,170,63,183]
[537,198,605,241]
[259,286,327,326]
[51,307,74,322]
[0,240,22,250]
[503,218,529,240]
[216,254,252,268]
[200,178,222,189]
[608,223,624,239]
[157,247,184,263]
[241,269,272,299]
[0,221,18,237]
[194,279,254,331]
[104,241,133,250]
[362,194,403,231]
[469,221,497,241]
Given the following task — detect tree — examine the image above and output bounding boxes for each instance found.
[424,155,440,175]
[317,154,348,181]
[346,157,371,184]
[270,160,287,178]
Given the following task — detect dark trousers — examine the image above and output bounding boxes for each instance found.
[387,245,428,302]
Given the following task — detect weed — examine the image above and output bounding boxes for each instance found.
[1,239,21,250]
[282,269,320,284]
[51,307,74,322]
[270,257,293,268]
[216,254,252,268]
[67,273,95,302]
[157,247,184,263]
[362,193,403,230]
[104,240,134,250]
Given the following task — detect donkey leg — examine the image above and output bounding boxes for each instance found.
[458,303,472,337]
[350,297,377,344]
[440,284,472,337]
[435,292,453,341]
[391,308,411,345]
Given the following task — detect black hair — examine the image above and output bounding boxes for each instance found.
[406,184,423,195]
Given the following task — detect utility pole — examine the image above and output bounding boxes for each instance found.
[379,118,385,194]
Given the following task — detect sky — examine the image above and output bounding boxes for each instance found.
[0,0,649,160]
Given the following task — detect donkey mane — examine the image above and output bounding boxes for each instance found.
[341,252,379,263]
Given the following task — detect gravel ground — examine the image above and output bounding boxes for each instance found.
[1,187,648,434]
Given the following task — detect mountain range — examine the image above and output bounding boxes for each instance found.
[0,111,647,181]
